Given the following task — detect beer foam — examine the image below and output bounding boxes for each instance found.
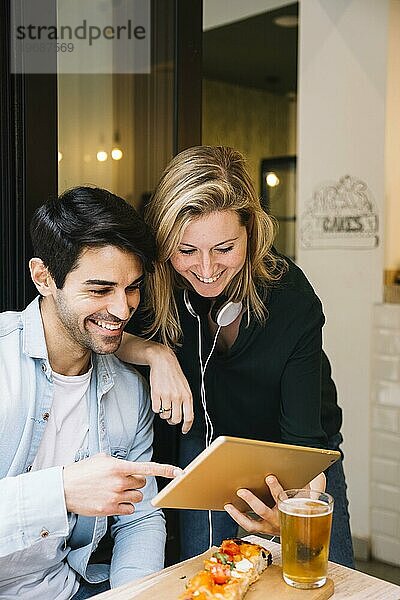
[279,497,332,517]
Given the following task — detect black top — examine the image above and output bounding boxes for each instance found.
[127,256,342,452]
[173,256,341,448]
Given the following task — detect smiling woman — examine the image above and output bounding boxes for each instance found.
[144,145,285,347]
[121,145,353,568]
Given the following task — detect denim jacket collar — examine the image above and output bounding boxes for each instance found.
[21,296,115,395]
[21,297,48,360]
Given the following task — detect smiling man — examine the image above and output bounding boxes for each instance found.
[0,187,180,600]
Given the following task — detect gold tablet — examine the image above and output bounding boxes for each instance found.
[152,436,340,512]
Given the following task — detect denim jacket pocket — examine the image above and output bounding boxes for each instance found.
[110,447,128,459]
[74,448,90,462]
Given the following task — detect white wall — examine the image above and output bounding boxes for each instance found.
[385,0,400,272]
[297,0,389,543]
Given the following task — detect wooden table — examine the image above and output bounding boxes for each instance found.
[96,536,400,599]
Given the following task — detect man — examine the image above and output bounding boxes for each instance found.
[0,186,181,599]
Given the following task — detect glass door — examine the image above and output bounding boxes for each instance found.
[58,1,174,208]
[1,0,202,309]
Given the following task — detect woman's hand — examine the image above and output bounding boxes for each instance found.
[224,475,283,536]
[117,333,194,433]
[224,471,326,536]
[306,471,326,493]
[146,343,194,434]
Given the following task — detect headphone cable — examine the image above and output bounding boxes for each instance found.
[197,316,221,548]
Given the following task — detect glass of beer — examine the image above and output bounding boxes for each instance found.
[278,489,333,589]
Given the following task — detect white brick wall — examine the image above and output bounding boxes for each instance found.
[371,431,400,458]
[371,508,400,538]
[371,534,400,565]
[374,355,400,382]
[373,304,400,329]
[371,457,400,485]
[371,482,400,512]
[372,406,399,433]
[374,380,400,408]
[374,330,400,356]
[371,304,400,566]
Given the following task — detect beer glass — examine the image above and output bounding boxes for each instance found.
[278,489,333,589]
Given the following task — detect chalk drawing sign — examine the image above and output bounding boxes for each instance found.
[300,175,379,249]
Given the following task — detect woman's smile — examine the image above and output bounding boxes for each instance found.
[191,270,225,284]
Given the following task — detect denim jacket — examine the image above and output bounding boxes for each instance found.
[0,298,166,587]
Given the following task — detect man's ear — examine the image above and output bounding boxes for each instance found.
[29,258,54,296]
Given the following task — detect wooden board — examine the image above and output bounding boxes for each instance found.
[97,547,334,599]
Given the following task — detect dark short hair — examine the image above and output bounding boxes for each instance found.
[30,186,155,288]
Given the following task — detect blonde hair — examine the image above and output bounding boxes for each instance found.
[144,145,286,346]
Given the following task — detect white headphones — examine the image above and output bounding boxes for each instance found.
[183,289,242,327]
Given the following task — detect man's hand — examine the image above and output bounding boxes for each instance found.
[63,453,182,517]
[224,471,327,536]
[147,343,194,434]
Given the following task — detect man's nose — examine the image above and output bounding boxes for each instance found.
[107,292,135,321]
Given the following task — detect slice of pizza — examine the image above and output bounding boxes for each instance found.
[178,538,272,599]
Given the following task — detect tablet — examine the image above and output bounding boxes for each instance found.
[151,436,340,512]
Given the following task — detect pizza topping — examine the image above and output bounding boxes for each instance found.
[212,551,230,565]
[233,558,253,573]
[209,562,231,585]
[229,570,243,578]
[221,539,241,556]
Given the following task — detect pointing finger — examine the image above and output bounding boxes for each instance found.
[125,461,183,479]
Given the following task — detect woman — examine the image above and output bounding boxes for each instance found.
[120,145,354,567]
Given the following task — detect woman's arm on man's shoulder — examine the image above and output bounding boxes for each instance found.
[116,333,194,433]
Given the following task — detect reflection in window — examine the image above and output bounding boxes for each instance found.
[58,2,175,211]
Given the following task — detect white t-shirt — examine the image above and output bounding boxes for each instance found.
[32,367,91,470]
[1,367,92,600]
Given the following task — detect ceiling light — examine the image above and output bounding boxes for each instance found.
[97,151,108,162]
[273,15,298,28]
[111,147,123,161]
[266,172,280,187]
